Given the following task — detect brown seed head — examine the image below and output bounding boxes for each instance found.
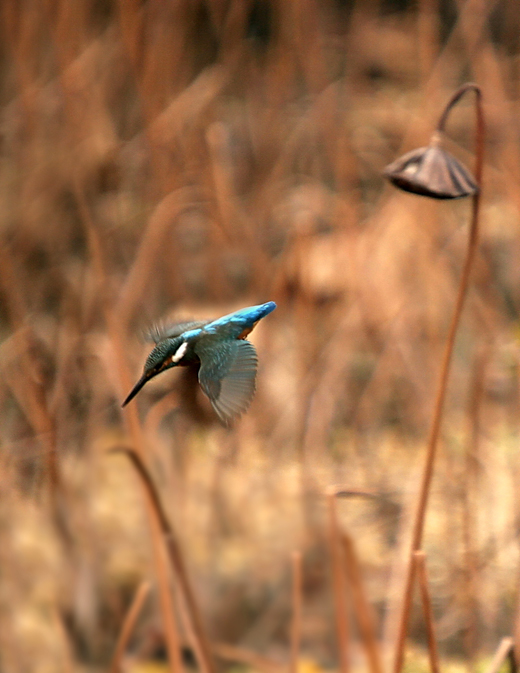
[384,138,478,199]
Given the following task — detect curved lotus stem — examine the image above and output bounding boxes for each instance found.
[392,83,484,673]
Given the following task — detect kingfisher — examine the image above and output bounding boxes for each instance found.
[122,301,276,423]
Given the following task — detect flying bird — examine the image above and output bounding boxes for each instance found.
[122,302,276,423]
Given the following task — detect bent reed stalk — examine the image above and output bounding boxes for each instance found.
[392,83,484,673]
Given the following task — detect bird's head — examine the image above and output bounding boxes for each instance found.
[122,337,188,406]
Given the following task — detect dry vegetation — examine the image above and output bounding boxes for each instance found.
[1,0,520,672]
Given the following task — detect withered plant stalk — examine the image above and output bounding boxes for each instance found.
[462,345,489,669]
[290,551,303,673]
[393,83,484,673]
[72,181,184,673]
[414,552,440,673]
[110,580,151,673]
[116,447,216,673]
[0,234,61,512]
[341,533,383,673]
[326,489,350,673]
[484,637,515,673]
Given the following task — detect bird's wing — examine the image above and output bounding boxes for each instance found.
[195,338,258,424]
[145,320,210,344]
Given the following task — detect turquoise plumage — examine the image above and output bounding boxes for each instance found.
[123,302,276,423]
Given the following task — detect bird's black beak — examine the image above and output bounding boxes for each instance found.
[122,372,150,407]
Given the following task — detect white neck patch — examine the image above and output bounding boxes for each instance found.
[171,340,188,363]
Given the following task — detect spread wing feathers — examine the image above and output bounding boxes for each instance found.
[145,320,210,344]
[196,339,258,423]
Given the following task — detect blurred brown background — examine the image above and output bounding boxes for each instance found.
[1,0,520,671]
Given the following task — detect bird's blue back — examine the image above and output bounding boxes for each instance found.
[182,302,276,341]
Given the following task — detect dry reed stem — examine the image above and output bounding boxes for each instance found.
[122,456,184,673]
[47,10,214,667]
[392,83,484,673]
[115,0,174,136]
[72,183,183,673]
[51,607,75,673]
[341,533,383,673]
[116,447,216,673]
[110,580,151,673]
[116,0,228,211]
[115,0,172,191]
[484,637,516,673]
[114,187,202,329]
[326,489,350,673]
[0,245,61,501]
[516,599,520,673]
[454,0,520,221]
[124,14,234,326]
[148,65,228,147]
[417,0,439,82]
[167,546,213,673]
[1,2,38,132]
[1,346,59,488]
[462,346,489,666]
[116,0,233,309]
[387,0,494,154]
[290,551,303,673]
[206,120,264,265]
[413,552,440,673]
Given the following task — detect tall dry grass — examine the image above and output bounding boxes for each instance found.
[1,1,520,671]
